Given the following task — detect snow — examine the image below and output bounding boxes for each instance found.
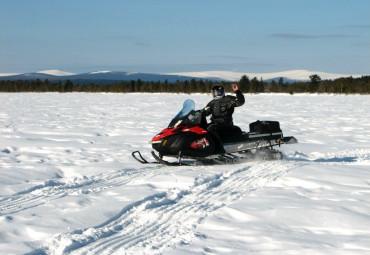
[89,71,112,74]
[0,93,369,255]
[0,73,20,77]
[167,70,365,81]
[36,70,76,76]
[1,69,365,80]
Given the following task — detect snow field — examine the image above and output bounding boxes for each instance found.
[0,93,369,254]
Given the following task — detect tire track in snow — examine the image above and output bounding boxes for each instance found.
[38,161,302,255]
[0,166,162,215]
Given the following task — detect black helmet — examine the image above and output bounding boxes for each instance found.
[211,85,225,99]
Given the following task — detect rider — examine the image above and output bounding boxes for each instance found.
[203,83,245,152]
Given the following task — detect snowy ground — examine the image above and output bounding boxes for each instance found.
[0,93,369,255]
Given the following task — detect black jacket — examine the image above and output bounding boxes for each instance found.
[204,90,245,128]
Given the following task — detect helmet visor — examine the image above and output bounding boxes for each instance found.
[212,86,225,98]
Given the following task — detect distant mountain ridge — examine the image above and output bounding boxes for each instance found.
[0,69,365,84]
[167,70,365,82]
[0,71,221,84]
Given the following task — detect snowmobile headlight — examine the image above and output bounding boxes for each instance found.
[174,120,183,128]
[149,140,163,144]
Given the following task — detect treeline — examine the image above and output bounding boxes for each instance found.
[0,75,369,94]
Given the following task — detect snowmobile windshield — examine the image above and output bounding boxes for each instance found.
[168,99,196,128]
[174,99,195,119]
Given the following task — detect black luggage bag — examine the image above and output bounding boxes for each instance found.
[249,120,281,134]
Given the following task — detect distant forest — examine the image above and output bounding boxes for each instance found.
[0,75,369,94]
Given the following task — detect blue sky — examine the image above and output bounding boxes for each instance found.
[1,0,369,74]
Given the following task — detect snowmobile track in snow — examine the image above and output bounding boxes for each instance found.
[36,161,303,255]
[0,166,163,215]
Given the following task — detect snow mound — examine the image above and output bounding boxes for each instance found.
[37,70,76,76]
[89,71,112,74]
[167,69,364,81]
[0,73,20,77]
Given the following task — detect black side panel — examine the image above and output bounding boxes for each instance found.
[152,133,215,157]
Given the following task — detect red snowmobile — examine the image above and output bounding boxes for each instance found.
[132,99,297,165]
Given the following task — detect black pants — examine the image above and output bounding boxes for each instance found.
[207,123,231,152]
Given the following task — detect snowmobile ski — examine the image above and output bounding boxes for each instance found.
[132,151,158,164]
[151,151,190,166]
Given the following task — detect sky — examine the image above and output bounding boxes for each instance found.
[1,0,369,74]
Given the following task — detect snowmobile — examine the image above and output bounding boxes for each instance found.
[132,99,297,166]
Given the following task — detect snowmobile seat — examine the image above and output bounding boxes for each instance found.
[220,126,244,143]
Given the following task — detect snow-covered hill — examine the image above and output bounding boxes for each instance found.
[36,69,76,76]
[167,69,365,81]
[0,93,369,254]
[0,69,365,82]
[0,72,20,77]
[0,70,219,83]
